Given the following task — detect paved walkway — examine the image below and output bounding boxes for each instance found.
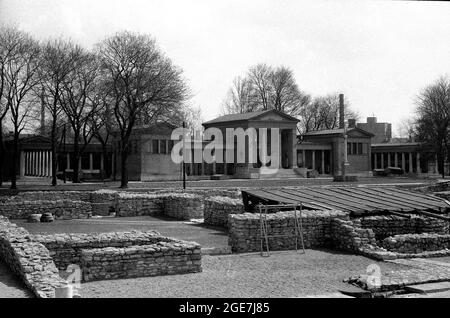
[0,177,432,194]
[17,216,229,249]
[0,261,32,298]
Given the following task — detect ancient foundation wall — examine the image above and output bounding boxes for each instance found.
[34,231,167,270]
[81,241,202,282]
[0,216,65,298]
[381,233,450,254]
[0,200,92,220]
[228,210,349,253]
[204,196,245,227]
[359,215,449,240]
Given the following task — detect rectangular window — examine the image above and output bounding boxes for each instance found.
[160,140,167,154]
[352,143,357,155]
[152,139,159,154]
[92,153,101,170]
[347,142,351,155]
[168,140,174,153]
[358,143,363,155]
[81,153,90,170]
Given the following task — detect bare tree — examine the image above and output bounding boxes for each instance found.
[2,28,41,189]
[221,76,258,115]
[0,25,21,186]
[415,76,450,178]
[98,31,189,188]
[88,83,113,180]
[270,66,310,116]
[248,64,273,110]
[221,64,310,118]
[38,39,77,186]
[298,93,359,133]
[59,47,100,183]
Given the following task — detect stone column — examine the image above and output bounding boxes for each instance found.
[387,152,391,167]
[312,150,316,170]
[321,150,325,175]
[394,152,398,168]
[435,154,439,174]
[19,151,25,178]
[416,152,421,173]
[100,152,104,176]
[223,148,227,175]
[50,151,53,178]
[37,151,41,176]
[409,152,413,173]
[381,153,384,169]
[402,153,406,171]
[374,153,378,169]
[302,150,306,168]
[25,152,28,176]
[89,153,94,171]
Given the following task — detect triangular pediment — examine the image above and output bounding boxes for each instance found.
[347,127,374,138]
[250,109,299,122]
[21,135,51,144]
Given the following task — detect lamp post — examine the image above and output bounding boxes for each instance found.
[182,121,186,190]
[340,94,349,180]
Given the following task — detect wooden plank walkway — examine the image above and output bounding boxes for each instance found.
[241,186,450,215]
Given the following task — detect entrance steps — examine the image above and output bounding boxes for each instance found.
[258,168,303,179]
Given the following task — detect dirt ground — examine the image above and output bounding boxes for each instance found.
[79,249,410,298]
[17,216,229,249]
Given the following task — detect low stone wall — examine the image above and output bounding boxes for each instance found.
[0,216,65,298]
[204,196,245,227]
[10,191,91,202]
[116,193,204,220]
[81,241,202,282]
[359,215,449,240]
[34,231,166,270]
[0,200,92,220]
[162,194,204,220]
[330,218,377,252]
[148,188,242,199]
[228,210,349,253]
[115,193,164,217]
[381,233,450,254]
[90,190,118,216]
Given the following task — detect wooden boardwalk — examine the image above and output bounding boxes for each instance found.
[241,186,450,216]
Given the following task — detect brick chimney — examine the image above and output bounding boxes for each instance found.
[339,94,345,129]
[348,118,356,128]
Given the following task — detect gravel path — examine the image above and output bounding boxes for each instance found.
[0,262,32,298]
[80,249,409,298]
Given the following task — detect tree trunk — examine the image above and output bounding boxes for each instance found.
[0,120,4,187]
[50,118,57,186]
[72,134,80,183]
[120,149,128,188]
[101,142,109,180]
[10,131,19,190]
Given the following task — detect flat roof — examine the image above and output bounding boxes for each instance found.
[241,186,450,216]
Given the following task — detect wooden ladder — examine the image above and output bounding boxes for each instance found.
[258,203,306,257]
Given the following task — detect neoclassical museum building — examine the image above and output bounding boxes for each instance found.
[1,110,444,182]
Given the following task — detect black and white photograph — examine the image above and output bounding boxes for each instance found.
[0,0,450,307]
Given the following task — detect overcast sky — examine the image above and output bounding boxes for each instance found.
[1,0,449,136]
